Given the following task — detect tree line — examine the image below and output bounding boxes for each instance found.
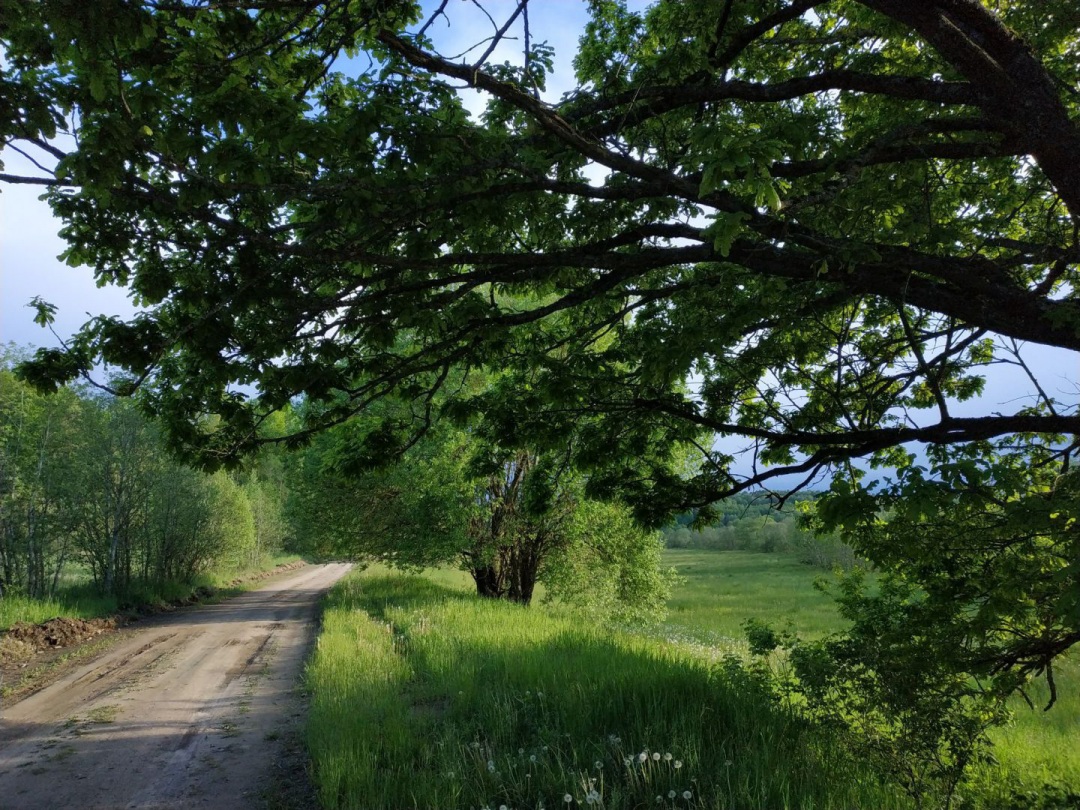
[662,492,861,568]
[0,345,287,601]
[2,345,673,622]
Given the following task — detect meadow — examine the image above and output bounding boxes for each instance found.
[306,551,1080,810]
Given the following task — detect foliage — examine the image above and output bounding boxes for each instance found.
[663,492,862,569]
[739,438,1080,807]
[0,346,284,601]
[0,344,84,598]
[815,440,1080,706]
[657,548,1080,804]
[3,1,1076,508]
[289,410,674,618]
[750,576,1008,810]
[5,2,1080,798]
[543,498,676,625]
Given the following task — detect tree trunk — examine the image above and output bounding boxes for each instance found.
[471,564,503,598]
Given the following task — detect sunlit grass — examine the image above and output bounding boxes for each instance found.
[641,551,842,662]
[307,568,906,810]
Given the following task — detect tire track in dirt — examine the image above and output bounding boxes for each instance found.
[0,562,352,809]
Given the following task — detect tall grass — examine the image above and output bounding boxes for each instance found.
[0,589,118,629]
[307,570,907,810]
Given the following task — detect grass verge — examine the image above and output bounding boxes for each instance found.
[0,553,306,631]
[306,569,906,810]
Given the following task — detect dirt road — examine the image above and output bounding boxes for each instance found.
[0,562,352,809]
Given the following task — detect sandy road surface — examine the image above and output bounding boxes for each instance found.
[0,562,352,810]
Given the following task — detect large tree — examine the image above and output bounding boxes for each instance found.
[2,0,1076,501]
[2,0,1078,691]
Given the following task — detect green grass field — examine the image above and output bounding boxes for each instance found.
[307,551,1080,809]
[649,550,840,658]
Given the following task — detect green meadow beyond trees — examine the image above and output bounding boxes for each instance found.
[2,1,1079,804]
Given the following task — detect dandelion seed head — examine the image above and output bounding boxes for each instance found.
[668,790,676,799]
[683,790,692,800]
[663,753,672,762]
[518,748,525,755]
[638,752,647,763]
[530,754,537,763]
[652,752,661,761]
[674,760,683,769]
[563,794,573,804]
[594,760,602,769]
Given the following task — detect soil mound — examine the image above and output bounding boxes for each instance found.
[5,616,118,652]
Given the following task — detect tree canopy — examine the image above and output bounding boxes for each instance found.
[2,0,1076,515]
